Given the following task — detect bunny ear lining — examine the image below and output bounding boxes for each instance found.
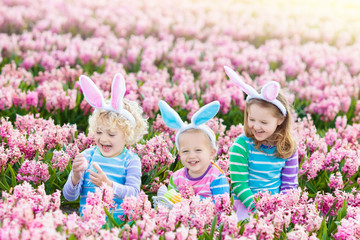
[111,73,126,111]
[191,101,220,126]
[79,75,104,108]
[158,100,184,130]
[261,81,279,101]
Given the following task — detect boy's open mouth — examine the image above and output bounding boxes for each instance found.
[101,144,112,152]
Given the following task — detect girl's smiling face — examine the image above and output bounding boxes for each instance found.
[246,103,285,144]
[178,129,217,178]
[94,123,125,157]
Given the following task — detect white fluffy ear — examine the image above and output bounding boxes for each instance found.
[191,101,220,126]
[158,100,184,130]
[261,81,280,101]
[224,66,258,97]
[79,75,104,108]
[110,73,126,111]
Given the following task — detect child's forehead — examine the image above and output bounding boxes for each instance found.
[179,129,212,145]
[96,122,120,132]
[248,103,278,118]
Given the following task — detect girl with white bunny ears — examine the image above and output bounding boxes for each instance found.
[224,66,287,116]
[158,100,230,201]
[63,73,148,224]
[224,66,298,222]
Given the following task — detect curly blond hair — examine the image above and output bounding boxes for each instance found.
[88,99,148,145]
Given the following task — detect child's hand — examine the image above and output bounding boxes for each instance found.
[71,154,88,185]
[88,163,113,187]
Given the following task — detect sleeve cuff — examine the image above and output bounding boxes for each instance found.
[112,181,122,198]
[69,171,81,190]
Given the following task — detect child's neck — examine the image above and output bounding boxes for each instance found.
[186,164,212,179]
[260,138,276,147]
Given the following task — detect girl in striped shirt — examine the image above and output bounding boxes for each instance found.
[63,73,148,222]
[224,66,299,221]
[158,100,230,201]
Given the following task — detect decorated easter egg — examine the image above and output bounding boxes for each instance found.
[164,189,182,204]
[157,185,168,196]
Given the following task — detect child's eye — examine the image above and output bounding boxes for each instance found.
[96,131,102,134]
[109,133,115,137]
[182,150,189,153]
[196,149,202,152]
[261,121,267,124]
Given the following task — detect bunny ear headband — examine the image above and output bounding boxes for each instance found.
[79,73,137,127]
[224,66,287,116]
[158,100,220,150]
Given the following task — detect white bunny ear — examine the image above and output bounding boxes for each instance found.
[261,81,280,101]
[191,101,220,126]
[158,100,184,130]
[79,75,104,108]
[224,66,258,97]
[110,73,126,111]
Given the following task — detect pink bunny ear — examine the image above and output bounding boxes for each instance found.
[224,66,258,97]
[111,73,126,111]
[261,81,280,101]
[79,75,104,108]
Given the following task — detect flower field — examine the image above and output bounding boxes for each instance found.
[1,0,360,239]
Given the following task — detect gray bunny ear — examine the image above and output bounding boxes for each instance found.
[191,101,220,126]
[158,100,184,130]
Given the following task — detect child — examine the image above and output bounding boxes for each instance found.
[63,73,148,221]
[157,100,230,202]
[224,66,299,221]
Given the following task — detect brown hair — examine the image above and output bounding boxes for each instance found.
[243,92,297,159]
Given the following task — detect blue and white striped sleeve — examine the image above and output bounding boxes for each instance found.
[113,156,142,199]
[210,174,230,196]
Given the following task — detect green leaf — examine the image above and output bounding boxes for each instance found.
[279,231,287,240]
[104,206,120,228]
[322,226,328,240]
[68,233,77,240]
[327,216,337,235]
[202,231,211,240]
[44,150,54,164]
[209,215,218,239]
[317,218,327,239]
[0,179,10,191]
[7,164,17,188]
[305,182,317,194]
[217,223,224,240]
[336,199,347,222]
[34,151,39,161]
